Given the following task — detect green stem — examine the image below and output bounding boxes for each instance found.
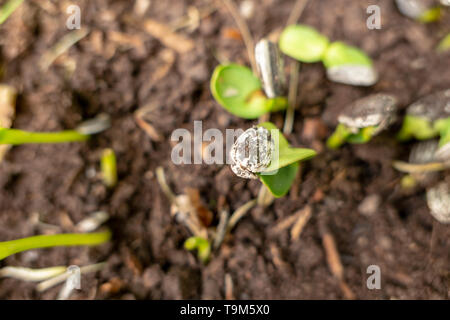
[0,0,24,25]
[397,115,437,141]
[0,128,89,145]
[327,123,351,149]
[267,96,289,112]
[346,126,376,144]
[0,230,111,260]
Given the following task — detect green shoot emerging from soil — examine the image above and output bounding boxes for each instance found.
[0,230,111,261]
[327,94,398,149]
[279,24,377,86]
[397,90,450,159]
[101,148,118,188]
[0,128,89,145]
[184,236,211,264]
[210,64,287,119]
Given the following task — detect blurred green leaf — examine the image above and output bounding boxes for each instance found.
[0,0,24,25]
[210,64,272,119]
[322,41,373,69]
[279,24,330,63]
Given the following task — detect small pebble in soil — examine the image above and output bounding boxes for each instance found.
[426,181,450,223]
[338,93,398,134]
[358,194,381,217]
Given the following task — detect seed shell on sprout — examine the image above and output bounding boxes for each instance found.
[435,142,450,162]
[338,93,398,133]
[326,65,378,87]
[408,140,439,164]
[255,39,286,99]
[230,126,274,179]
[406,89,450,122]
[395,0,432,19]
[426,181,450,224]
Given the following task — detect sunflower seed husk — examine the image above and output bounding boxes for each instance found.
[255,39,286,99]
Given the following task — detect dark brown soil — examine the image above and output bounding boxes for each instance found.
[0,0,449,300]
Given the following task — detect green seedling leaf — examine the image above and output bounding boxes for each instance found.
[322,42,377,86]
[322,42,372,69]
[211,64,286,119]
[0,230,111,261]
[327,124,376,149]
[101,148,118,188]
[397,115,438,141]
[437,33,450,52]
[258,162,299,198]
[256,122,316,197]
[0,128,89,145]
[435,118,450,149]
[184,236,211,264]
[0,0,24,25]
[279,24,330,63]
[418,7,442,23]
[327,123,352,149]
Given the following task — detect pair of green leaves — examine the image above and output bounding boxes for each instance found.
[397,115,450,148]
[256,122,316,197]
[210,64,287,119]
[326,124,376,149]
[279,24,373,70]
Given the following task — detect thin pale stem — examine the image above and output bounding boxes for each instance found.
[220,0,257,73]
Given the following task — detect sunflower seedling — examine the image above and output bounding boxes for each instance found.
[395,0,445,22]
[210,39,287,119]
[230,122,316,197]
[279,24,378,86]
[397,90,450,160]
[327,94,398,149]
[184,236,211,264]
[0,230,111,261]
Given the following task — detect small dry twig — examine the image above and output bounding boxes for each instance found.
[224,273,235,300]
[392,160,449,173]
[318,213,355,300]
[283,60,300,135]
[36,263,106,292]
[39,28,89,71]
[290,205,312,241]
[219,0,256,73]
[213,208,229,250]
[140,18,194,54]
[227,199,257,231]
